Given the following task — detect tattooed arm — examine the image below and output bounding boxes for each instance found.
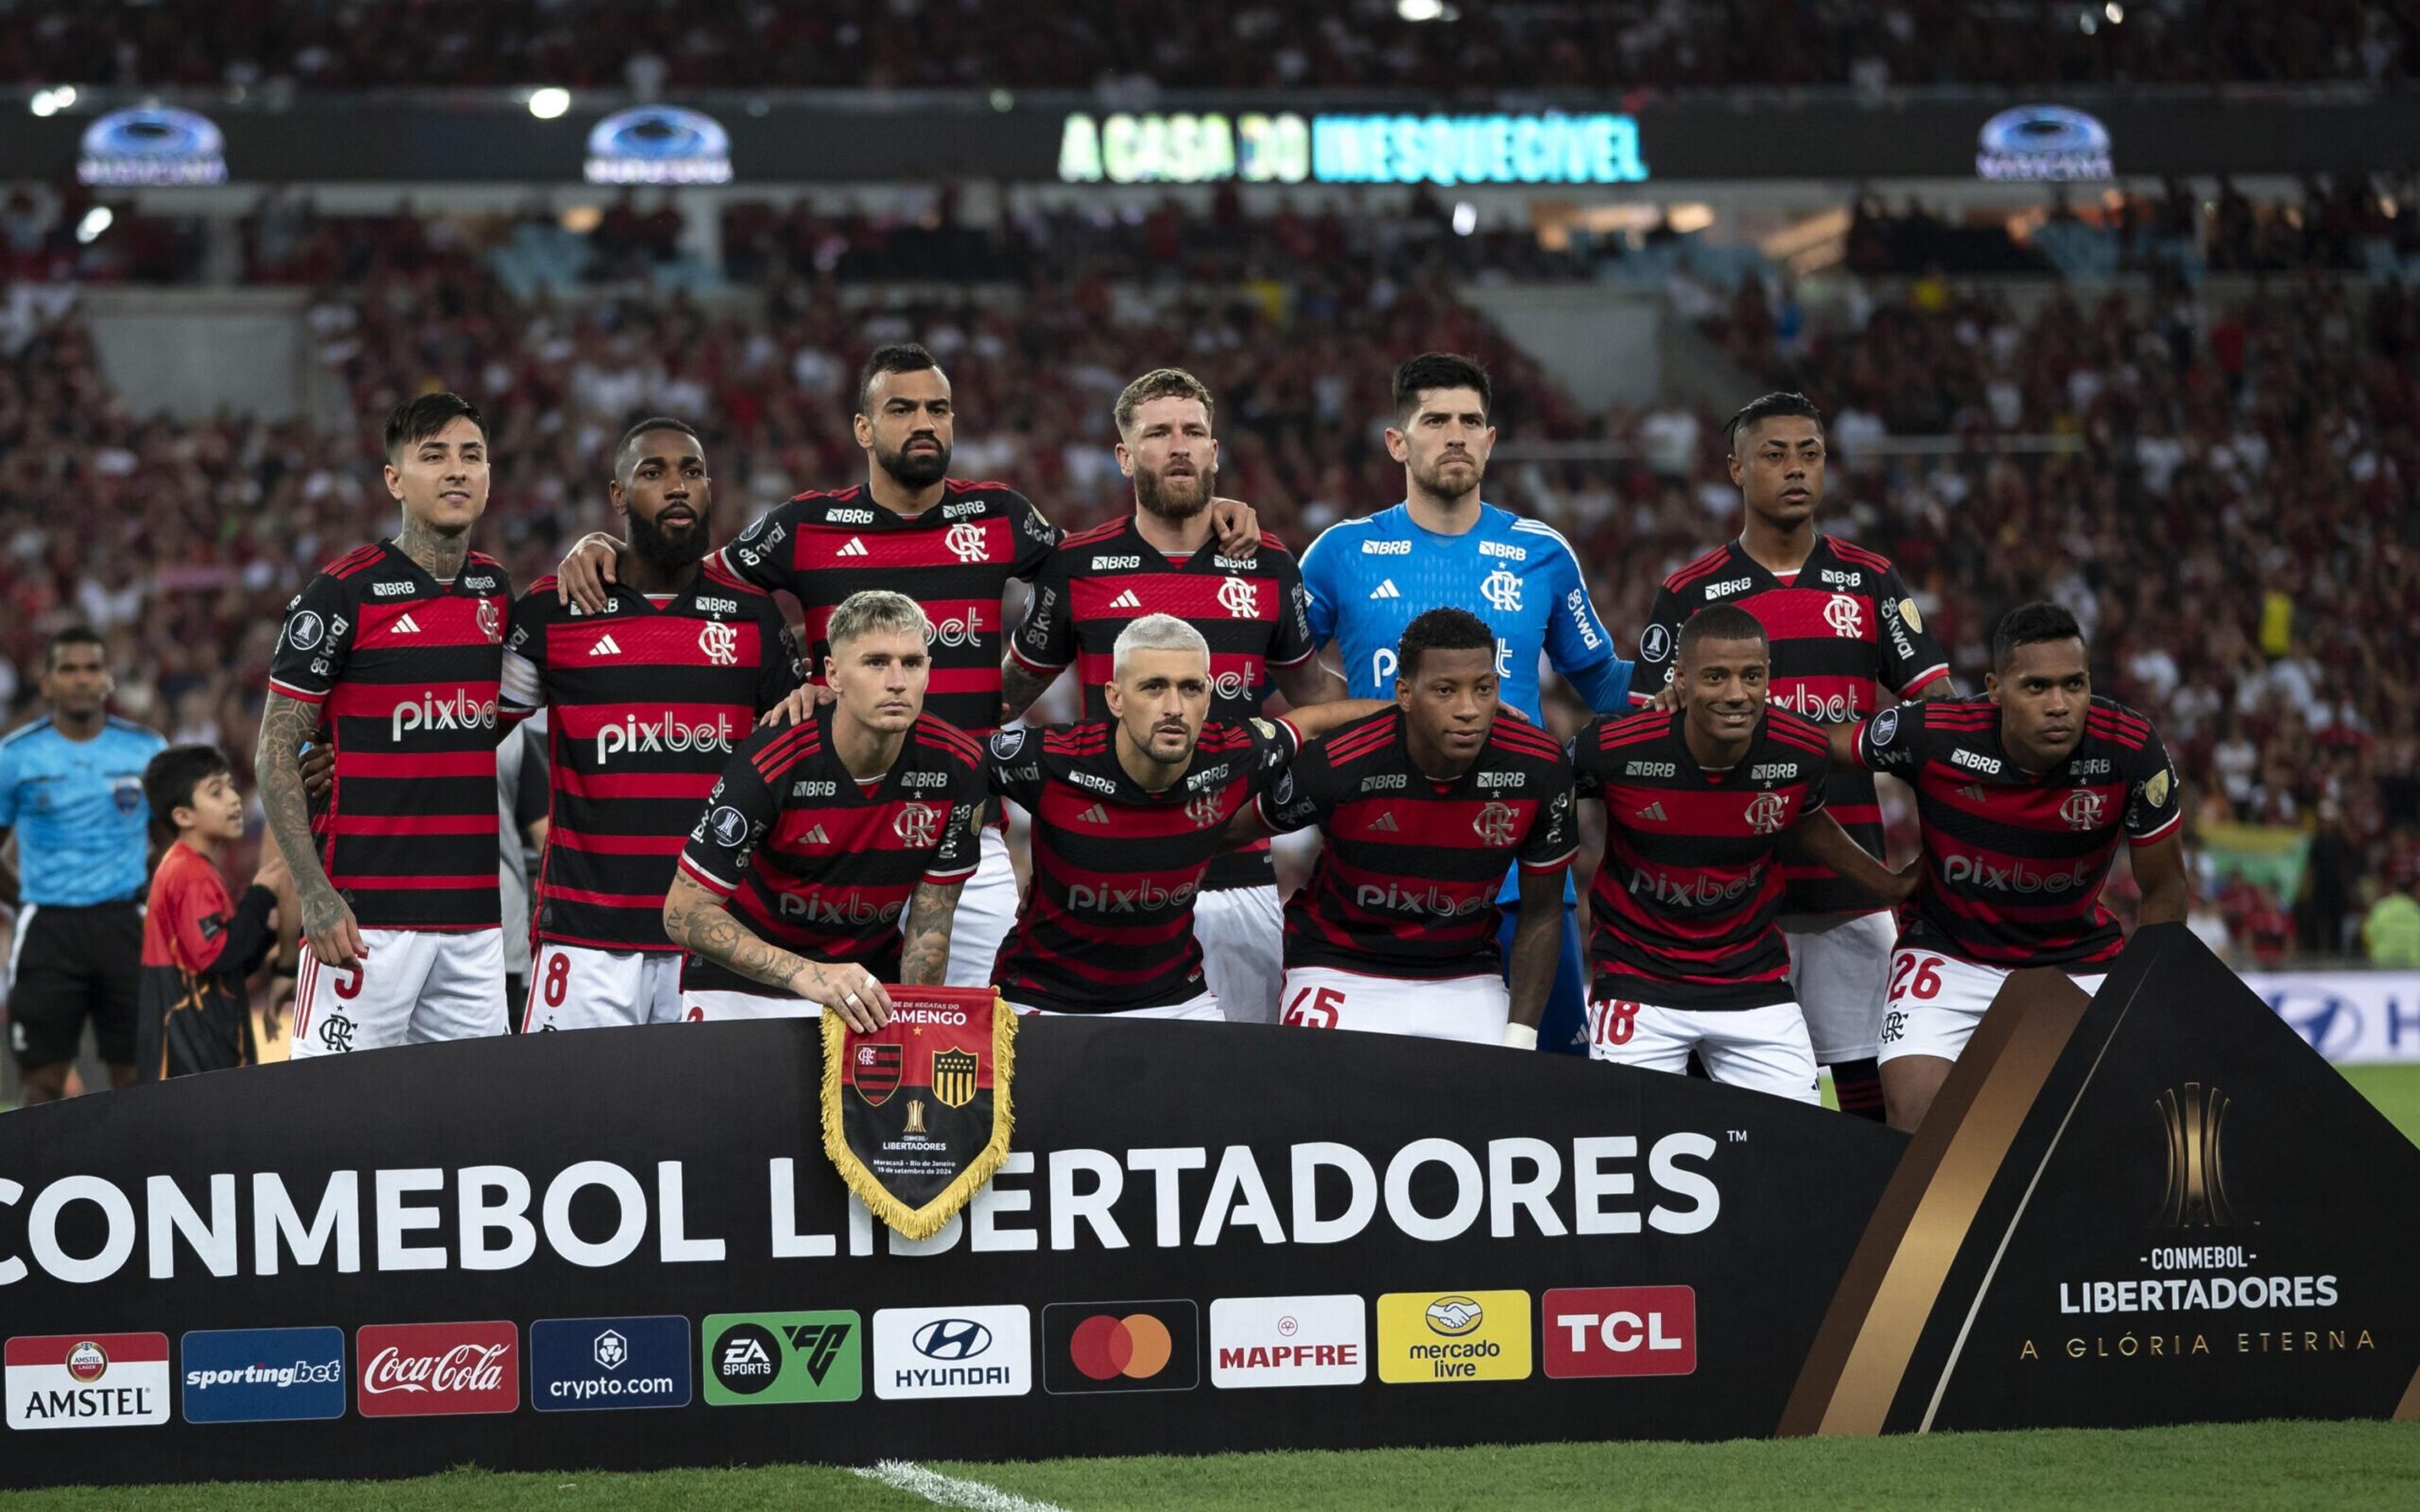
[662,871,894,1030]
[899,879,969,987]
[258,690,363,967]
[996,656,1061,726]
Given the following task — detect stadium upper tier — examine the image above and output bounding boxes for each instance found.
[9,0,2411,93]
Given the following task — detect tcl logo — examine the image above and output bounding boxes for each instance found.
[1541,1286,1696,1378]
[356,1322,519,1417]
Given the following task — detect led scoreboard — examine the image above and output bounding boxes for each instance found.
[1057,111,1650,186]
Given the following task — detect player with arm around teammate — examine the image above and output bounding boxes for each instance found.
[1837,602,2189,1131]
[1570,607,1916,1102]
[1226,607,1576,1047]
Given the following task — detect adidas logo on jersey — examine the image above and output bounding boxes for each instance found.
[1635,801,1669,822]
[802,824,831,845]
[1109,588,1143,610]
[1368,579,1401,600]
[1959,783,1989,803]
[1077,803,1112,825]
[393,612,424,634]
[836,537,870,558]
[1368,810,1398,832]
[588,634,622,656]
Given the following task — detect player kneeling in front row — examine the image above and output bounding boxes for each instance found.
[986,614,1386,1019]
[660,592,987,1029]
[1570,607,1916,1102]
[1228,607,1576,1046]
[1842,602,2188,1131]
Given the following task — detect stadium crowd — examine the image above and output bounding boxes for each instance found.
[2,192,2414,966]
[5,0,2409,93]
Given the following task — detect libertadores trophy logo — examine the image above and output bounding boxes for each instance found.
[2155,1082,2235,1228]
[824,985,1017,1239]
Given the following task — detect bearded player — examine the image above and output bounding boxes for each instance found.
[502,418,803,1031]
[662,592,986,1027]
[1228,608,1576,1046]
[986,615,1385,1019]
[1571,607,1915,1101]
[559,345,1261,991]
[1636,391,1952,1120]
[1000,367,1330,1026]
[1841,602,2188,1130]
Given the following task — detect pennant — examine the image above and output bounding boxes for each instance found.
[821,985,1016,1239]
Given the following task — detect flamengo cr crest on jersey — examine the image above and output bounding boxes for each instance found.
[892,804,942,849]
[1185,794,1224,829]
[2061,789,2107,830]
[1823,594,1864,637]
[698,620,740,666]
[1472,801,1519,846]
[946,522,989,563]
[1218,576,1259,617]
[1744,793,1789,835]
[1480,567,1522,612]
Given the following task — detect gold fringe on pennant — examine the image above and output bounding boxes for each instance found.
[821,995,1018,1240]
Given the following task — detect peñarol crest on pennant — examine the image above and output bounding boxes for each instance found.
[822,985,1015,1239]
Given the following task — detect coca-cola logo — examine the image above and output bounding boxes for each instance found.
[356,1322,519,1418]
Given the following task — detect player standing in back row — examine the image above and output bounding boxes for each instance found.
[1840,602,2188,1131]
[555,344,1264,990]
[1297,353,1636,1055]
[502,418,803,1031]
[1637,392,1951,1120]
[260,394,524,1057]
[1000,367,1329,1025]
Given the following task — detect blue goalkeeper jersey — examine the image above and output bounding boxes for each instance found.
[1299,501,1632,907]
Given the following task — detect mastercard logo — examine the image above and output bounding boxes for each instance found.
[1066,1313,1174,1382]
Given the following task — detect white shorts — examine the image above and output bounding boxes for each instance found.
[1196,884,1282,1026]
[1877,949,2107,1065]
[522,944,685,1033]
[1008,993,1222,1021]
[679,988,824,1022]
[945,826,1020,992]
[1784,911,1898,1065]
[291,928,505,1058]
[1279,966,1509,1046]
[1584,995,1819,1104]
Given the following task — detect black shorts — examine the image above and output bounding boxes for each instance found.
[6,898,143,1068]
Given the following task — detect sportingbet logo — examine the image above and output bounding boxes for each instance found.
[1209,1295,1364,1389]
[1068,879,1200,914]
[390,690,499,741]
[596,711,736,764]
[1542,1286,1697,1378]
[1941,853,2100,894]
[1355,882,1488,918]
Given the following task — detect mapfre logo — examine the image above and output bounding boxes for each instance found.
[1541,1286,1697,1378]
[1376,1291,1532,1383]
[1208,1295,1365,1389]
[356,1322,519,1417]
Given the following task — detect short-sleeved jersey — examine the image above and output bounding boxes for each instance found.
[716,480,1057,737]
[1853,695,2182,968]
[1260,707,1575,978]
[501,557,804,953]
[674,707,986,995]
[1637,536,1949,915]
[1571,707,1833,1010]
[1008,517,1316,890]
[140,843,270,1076]
[988,717,1297,1013]
[0,716,164,906]
[267,541,519,931]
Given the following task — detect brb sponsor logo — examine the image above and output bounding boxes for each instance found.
[180,1326,345,1423]
[1042,1300,1200,1395]
[1208,1295,1365,1389]
[701,1310,861,1406]
[873,1305,1032,1400]
[356,1321,518,1418]
[1542,1285,1697,1378]
[596,711,736,764]
[1376,1290,1532,1384]
[531,1315,691,1412]
[6,1333,170,1429]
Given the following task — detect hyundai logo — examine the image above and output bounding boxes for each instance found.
[912,1319,993,1361]
[2266,989,2363,1060]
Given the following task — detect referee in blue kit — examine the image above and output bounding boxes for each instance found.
[1,628,166,1102]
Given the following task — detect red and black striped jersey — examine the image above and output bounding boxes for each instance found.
[1260,707,1575,978]
[716,479,1058,736]
[1853,694,2182,968]
[501,558,804,953]
[1571,707,1833,1010]
[674,706,988,996]
[267,539,520,931]
[987,716,1298,1013]
[1637,536,1948,915]
[1008,517,1317,890]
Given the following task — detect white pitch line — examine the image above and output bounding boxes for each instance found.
[854,1459,1074,1512]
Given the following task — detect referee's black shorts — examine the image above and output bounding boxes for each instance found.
[6,897,143,1069]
